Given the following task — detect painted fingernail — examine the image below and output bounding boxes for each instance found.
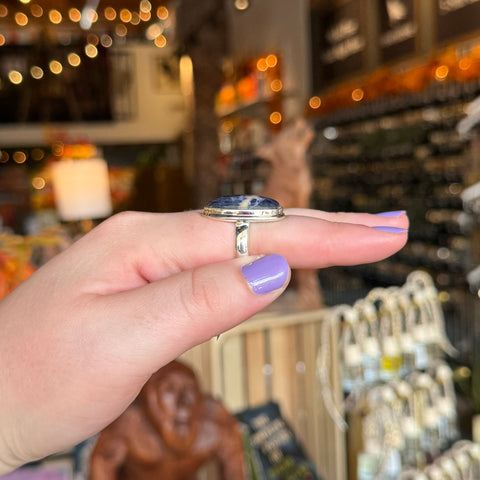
[373,226,408,233]
[241,254,289,295]
[376,210,406,217]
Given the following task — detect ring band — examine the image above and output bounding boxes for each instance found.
[203,195,285,256]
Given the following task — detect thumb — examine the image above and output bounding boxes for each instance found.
[102,254,290,372]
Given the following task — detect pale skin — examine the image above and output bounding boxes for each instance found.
[0,208,409,475]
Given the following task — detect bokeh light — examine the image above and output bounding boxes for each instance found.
[115,24,127,36]
[85,44,98,58]
[68,8,81,22]
[32,177,46,190]
[30,4,43,17]
[154,34,167,48]
[0,34,5,46]
[67,53,81,67]
[104,6,116,21]
[266,54,278,68]
[269,111,282,124]
[120,8,132,22]
[100,34,113,48]
[0,4,8,17]
[15,12,28,26]
[13,151,27,164]
[309,96,322,109]
[270,79,283,92]
[49,60,63,74]
[8,70,23,84]
[352,88,364,102]
[30,66,44,79]
[157,6,168,19]
[48,9,62,24]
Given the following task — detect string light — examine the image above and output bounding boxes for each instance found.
[31,148,45,161]
[0,34,5,46]
[30,4,43,17]
[49,60,63,74]
[48,9,62,24]
[270,79,282,92]
[157,6,168,19]
[68,8,81,22]
[130,12,140,25]
[0,152,9,163]
[8,70,23,84]
[104,7,116,21]
[140,0,152,13]
[146,23,163,40]
[139,10,151,21]
[13,151,27,164]
[119,8,132,22]
[30,66,44,79]
[15,12,28,26]
[256,58,268,71]
[85,43,98,58]
[352,88,364,102]
[32,177,46,190]
[266,54,278,68]
[0,4,7,17]
[100,34,113,48]
[270,111,282,124]
[67,53,81,67]
[154,34,166,48]
[87,33,99,46]
[435,65,449,81]
[309,96,321,109]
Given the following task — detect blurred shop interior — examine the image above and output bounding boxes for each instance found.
[6,0,480,479]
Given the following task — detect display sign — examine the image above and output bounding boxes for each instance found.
[379,0,418,62]
[436,0,480,44]
[310,0,366,89]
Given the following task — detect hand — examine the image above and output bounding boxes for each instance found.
[0,209,408,474]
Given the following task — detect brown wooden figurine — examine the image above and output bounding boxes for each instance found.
[90,361,246,480]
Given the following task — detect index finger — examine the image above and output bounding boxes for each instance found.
[81,209,408,286]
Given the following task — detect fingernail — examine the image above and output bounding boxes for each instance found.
[373,226,408,233]
[241,254,289,295]
[376,210,406,217]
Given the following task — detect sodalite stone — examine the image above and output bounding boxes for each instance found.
[207,195,280,210]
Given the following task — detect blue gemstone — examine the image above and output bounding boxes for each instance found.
[207,195,280,210]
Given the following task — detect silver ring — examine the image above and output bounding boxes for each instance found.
[202,195,285,256]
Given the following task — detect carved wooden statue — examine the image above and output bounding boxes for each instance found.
[90,361,246,480]
[258,118,323,310]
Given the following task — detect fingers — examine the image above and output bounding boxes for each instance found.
[99,255,291,372]
[62,209,408,294]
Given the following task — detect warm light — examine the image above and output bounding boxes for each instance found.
[87,33,99,45]
[49,9,62,24]
[67,53,81,67]
[309,96,321,109]
[352,88,364,102]
[104,7,116,21]
[8,70,23,84]
[51,159,113,221]
[459,58,472,71]
[157,6,168,19]
[32,176,46,190]
[31,148,44,161]
[120,8,132,22]
[139,10,151,21]
[68,8,81,22]
[270,111,282,124]
[15,12,28,26]
[100,34,113,48]
[266,54,278,68]
[0,5,6,17]
[154,34,167,48]
[49,60,63,74]
[0,151,8,163]
[221,120,234,133]
[30,66,44,79]
[85,8,98,22]
[115,24,127,36]
[270,79,282,92]
[52,142,64,157]
[234,0,250,10]
[19,0,31,4]
[256,58,268,71]
[130,12,140,25]
[30,4,43,17]
[146,23,163,40]
[13,151,27,164]
[140,0,152,13]
[0,34,5,47]
[179,55,194,97]
[85,44,98,58]
[435,65,449,80]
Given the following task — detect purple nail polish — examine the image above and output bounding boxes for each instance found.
[376,210,406,217]
[241,254,289,295]
[373,226,408,233]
